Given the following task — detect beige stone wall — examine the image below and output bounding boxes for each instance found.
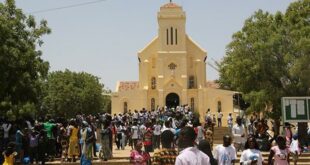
[202,88,235,126]
[111,89,147,115]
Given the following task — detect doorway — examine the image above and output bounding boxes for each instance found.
[165,93,179,109]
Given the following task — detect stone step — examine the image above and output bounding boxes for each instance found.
[44,158,310,165]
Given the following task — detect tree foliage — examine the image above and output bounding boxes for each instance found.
[42,70,109,118]
[0,0,51,118]
[219,0,310,120]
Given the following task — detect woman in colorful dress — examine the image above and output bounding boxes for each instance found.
[80,121,94,165]
[143,122,153,153]
[130,140,150,165]
[68,119,79,162]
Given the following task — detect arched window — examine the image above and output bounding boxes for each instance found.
[191,98,195,111]
[217,101,222,112]
[151,77,156,89]
[151,98,155,111]
[170,27,173,45]
[152,58,156,68]
[166,29,169,45]
[175,28,178,45]
[189,76,195,89]
[124,102,128,113]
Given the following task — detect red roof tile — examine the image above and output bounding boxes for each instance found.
[118,81,139,91]
[206,81,220,89]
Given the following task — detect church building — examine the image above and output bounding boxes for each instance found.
[111,2,235,124]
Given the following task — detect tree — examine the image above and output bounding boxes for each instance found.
[0,0,51,119]
[219,0,309,138]
[42,70,108,118]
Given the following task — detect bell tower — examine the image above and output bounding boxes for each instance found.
[157,2,186,51]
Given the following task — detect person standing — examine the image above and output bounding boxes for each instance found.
[143,122,153,153]
[153,121,161,149]
[80,121,94,165]
[152,130,177,165]
[2,142,17,165]
[284,122,293,147]
[217,111,223,127]
[240,137,264,165]
[131,122,140,150]
[43,118,57,160]
[130,140,150,165]
[67,120,79,162]
[232,116,246,151]
[175,126,210,165]
[100,120,112,161]
[2,119,11,150]
[198,140,217,165]
[289,134,301,165]
[214,135,237,165]
[268,136,290,165]
[227,113,233,134]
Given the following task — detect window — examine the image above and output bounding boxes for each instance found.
[189,76,195,89]
[152,58,156,68]
[217,101,222,112]
[124,102,128,113]
[171,27,173,45]
[175,29,178,45]
[151,98,155,111]
[151,77,156,89]
[191,98,195,111]
[166,29,169,45]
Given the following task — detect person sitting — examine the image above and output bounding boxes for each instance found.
[175,126,210,165]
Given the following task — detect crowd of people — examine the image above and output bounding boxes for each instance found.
[0,105,310,165]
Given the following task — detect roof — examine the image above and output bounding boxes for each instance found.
[206,81,220,89]
[117,81,139,92]
[160,2,181,8]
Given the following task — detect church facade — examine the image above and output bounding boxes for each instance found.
[111,2,235,125]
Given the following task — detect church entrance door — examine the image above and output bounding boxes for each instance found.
[166,93,179,109]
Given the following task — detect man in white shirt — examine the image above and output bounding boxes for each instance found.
[217,111,223,127]
[131,122,139,149]
[175,127,210,165]
[232,116,246,151]
[153,121,161,149]
[214,135,237,165]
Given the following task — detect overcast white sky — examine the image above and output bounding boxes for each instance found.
[6,0,293,90]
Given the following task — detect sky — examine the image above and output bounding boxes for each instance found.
[6,0,293,90]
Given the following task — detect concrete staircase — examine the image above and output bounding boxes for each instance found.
[44,127,310,164]
[213,126,230,145]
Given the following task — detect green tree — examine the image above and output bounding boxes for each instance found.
[42,70,108,118]
[0,0,51,118]
[219,0,309,138]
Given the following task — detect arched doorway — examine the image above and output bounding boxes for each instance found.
[166,93,179,109]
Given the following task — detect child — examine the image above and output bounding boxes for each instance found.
[2,142,17,165]
[290,134,301,165]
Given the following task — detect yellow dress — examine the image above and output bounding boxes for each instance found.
[68,126,79,156]
[2,152,17,165]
